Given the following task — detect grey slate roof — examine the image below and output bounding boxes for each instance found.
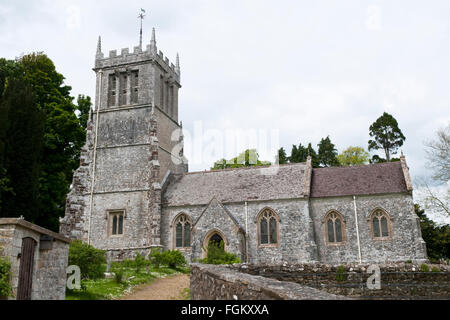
[163,163,307,206]
[310,161,408,198]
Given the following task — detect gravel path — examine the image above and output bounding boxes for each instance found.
[120,274,190,300]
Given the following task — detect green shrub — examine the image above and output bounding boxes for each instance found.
[161,250,186,269]
[336,265,347,282]
[111,262,125,284]
[199,241,241,265]
[0,250,13,299]
[420,264,429,272]
[133,253,148,273]
[68,240,107,280]
[406,260,412,264]
[149,248,164,269]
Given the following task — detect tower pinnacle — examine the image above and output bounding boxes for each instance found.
[176,53,180,75]
[151,27,157,54]
[138,9,146,49]
[96,36,103,59]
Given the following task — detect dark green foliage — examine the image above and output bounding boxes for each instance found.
[415,204,450,261]
[0,53,90,231]
[149,248,164,269]
[212,149,271,170]
[0,74,44,222]
[0,248,12,299]
[368,112,406,162]
[76,95,92,130]
[278,147,288,164]
[68,240,106,280]
[289,143,308,163]
[161,250,186,269]
[111,262,125,284]
[199,241,241,265]
[289,143,320,167]
[336,265,347,282]
[133,253,148,273]
[317,136,339,167]
[277,147,288,164]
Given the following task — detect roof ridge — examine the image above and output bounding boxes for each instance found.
[312,161,401,171]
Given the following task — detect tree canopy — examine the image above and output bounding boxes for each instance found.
[337,146,370,166]
[368,112,405,162]
[212,149,271,170]
[317,136,339,167]
[0,53,91,231]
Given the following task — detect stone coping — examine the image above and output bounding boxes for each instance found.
[190,263,350,300]
[0,218,71,244]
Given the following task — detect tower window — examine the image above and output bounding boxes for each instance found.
[109,211,125,236]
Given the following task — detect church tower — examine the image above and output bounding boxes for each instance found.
[60,29,188,259]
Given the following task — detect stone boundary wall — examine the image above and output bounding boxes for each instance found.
[190,263,349,300]
[231,263,450,299]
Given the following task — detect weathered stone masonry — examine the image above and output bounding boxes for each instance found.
[61,30,427,266]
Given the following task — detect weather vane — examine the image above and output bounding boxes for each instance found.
[138,8,146,49]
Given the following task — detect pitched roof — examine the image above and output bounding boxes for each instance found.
[163,163,307,206]
[310,161,408,198]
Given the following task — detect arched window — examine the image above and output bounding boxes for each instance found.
[325,211,345,244]
[371,209,391,239]
[258,208,279,246]
[174,214,191,248]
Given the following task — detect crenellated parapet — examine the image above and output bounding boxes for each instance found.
[94,29,180,84]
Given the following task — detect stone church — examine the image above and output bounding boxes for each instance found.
[60,30,428,265]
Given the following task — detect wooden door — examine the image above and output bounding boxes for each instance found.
[17,237,36,300]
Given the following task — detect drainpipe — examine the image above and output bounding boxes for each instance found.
[87,70,103,245]
[353,195,362,264]
[245,201,249,263]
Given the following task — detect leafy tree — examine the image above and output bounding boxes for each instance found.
[18,53,88,231]
[76,95,92,130]
[337,146,370,166]
[212,149,271,170]
[415,204,450,261]
[368,112,406,162]
[317,136,339,167]
[277,147,288,164]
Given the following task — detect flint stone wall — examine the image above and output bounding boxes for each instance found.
[0,219,70,300]
[190,263,348,300]
[232,263,450,299]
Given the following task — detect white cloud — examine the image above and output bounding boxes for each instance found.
[1,0,449,178]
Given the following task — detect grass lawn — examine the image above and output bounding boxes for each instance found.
[66,265,190,300]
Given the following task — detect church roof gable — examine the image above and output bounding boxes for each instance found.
[310,161,408,198]
[163,163,307,206]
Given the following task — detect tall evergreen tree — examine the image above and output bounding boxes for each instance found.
[368,112,406,162]
[0,74,45,221]
[18,53,88,231]
[277,147,288,164]
[317,136,339,167]
[289,144,308,163]
[306,143,320,168]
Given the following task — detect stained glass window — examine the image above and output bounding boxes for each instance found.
[174,214,191,248]
[259,209,278,245]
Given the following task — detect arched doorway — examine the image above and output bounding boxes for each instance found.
[202,229,227,258]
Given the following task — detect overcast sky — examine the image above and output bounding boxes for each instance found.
[1,1,449,185]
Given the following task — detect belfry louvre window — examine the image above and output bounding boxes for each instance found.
[175,214,191,248]
[371,210,391,239]
[258,209,279,245]
[108,74,117,107]
[325,211,345,244]
[131,70,139,104]
[110,211,124,236]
